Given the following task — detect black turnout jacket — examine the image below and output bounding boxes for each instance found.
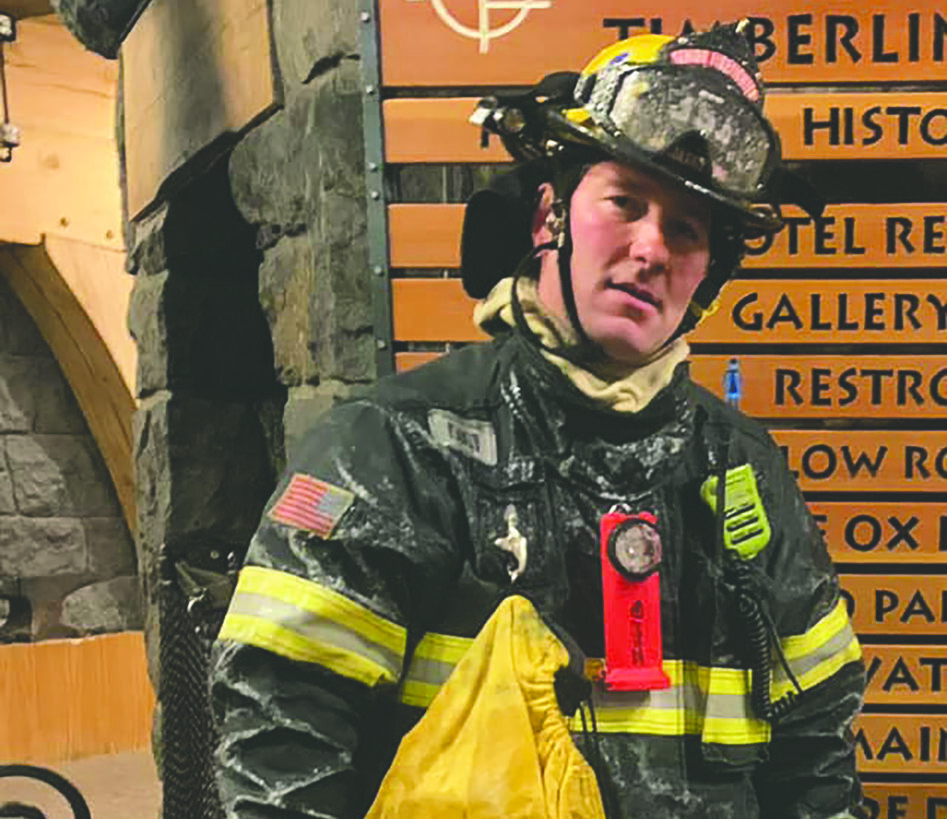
[211,329,865,818]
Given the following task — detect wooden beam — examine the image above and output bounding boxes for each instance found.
[0,15,123,249]
[121,0,277,218]
[0,242,136,535]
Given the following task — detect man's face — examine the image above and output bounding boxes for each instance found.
[536,161,711,366]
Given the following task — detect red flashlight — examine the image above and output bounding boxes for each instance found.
[600,509,670,691]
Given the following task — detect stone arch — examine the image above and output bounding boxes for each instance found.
[0,246,137,639]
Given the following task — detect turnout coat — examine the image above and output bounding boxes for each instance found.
[211,328,865,818]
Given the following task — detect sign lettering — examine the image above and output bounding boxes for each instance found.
[863,646,947,704]
[769,93,947,158]
[841,575,947,635]
[740,205,947,267]
[694,281,947,339]
[856,714,947,773]
[690,356,947,418]
[809,502,946,563]
[387,203,947,271]
[774,431,947,491]
[379,3,947,86]
[862,784,947,819]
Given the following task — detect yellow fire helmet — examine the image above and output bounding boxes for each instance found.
[470,22,790,238]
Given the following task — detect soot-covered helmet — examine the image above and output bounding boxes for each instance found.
[462,22,821,336]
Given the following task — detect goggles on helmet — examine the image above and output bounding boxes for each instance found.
[575,62,780,201]
[470,26,794,236]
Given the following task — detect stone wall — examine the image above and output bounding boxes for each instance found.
[231,0,377,458]
[0,274,138,640]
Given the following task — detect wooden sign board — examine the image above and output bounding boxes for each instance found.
[863,646,947,705]
[390,277,947,344]
[689,355,947,419]
[385,97,947,163]
[770,92,947,159]
[379,2,947,86]
[862,783,947,819]
[388,203,947,270]
[810,502,947,563]
[856,713,947,774]
[692,280,947,341]
[772,431,947,492]
[841,575,947,635]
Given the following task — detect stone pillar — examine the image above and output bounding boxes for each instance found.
[230,0,376,461]
[126,153,281,682]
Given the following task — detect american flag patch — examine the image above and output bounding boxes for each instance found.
[268,473,355,538]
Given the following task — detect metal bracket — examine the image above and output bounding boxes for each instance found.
[357,0,395,377]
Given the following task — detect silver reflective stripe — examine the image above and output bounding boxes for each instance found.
[228,591,403,678]
[406,653,456,688]
[590,680,753,721]
[776,618,857,685]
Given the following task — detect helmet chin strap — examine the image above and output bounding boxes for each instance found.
[548,198,596,352]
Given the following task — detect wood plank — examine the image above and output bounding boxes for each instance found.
[0,633,154,763]
[0,16,123,249]
[395,351,444,372]
[121,0,276,218]
[773,430,947,492]
[379,1,947,86]
[388,204,465,268]
[689,355,947,419]
[391,278,486,342]
[384,95,947,162]
[842,575,947,636]
[856,713,947,774]
[862,784,947,819]
[390,277,947,344]
[863,646,947,706]
[45,236,137,395]
[811,502,947,564]
[0,243,136,534]
[388,202,947,269]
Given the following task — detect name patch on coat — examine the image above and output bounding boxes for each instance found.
[428,409,497,465]
[268,473,354,538]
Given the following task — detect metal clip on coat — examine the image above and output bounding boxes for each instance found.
[599,510,670,691]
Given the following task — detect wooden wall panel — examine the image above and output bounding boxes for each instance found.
[121,0,277,217]
[0,16,122,249]
[0,632,154,763]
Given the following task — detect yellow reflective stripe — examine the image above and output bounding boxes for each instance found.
[218,566,407,687]
[702,716,770,744]
[773,635,863,700]
[773,599,863,697]
[781,598,850,660]
[568,660,770,744]
[399,631,474,707]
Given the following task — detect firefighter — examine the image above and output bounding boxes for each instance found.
[211,22,865,818]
